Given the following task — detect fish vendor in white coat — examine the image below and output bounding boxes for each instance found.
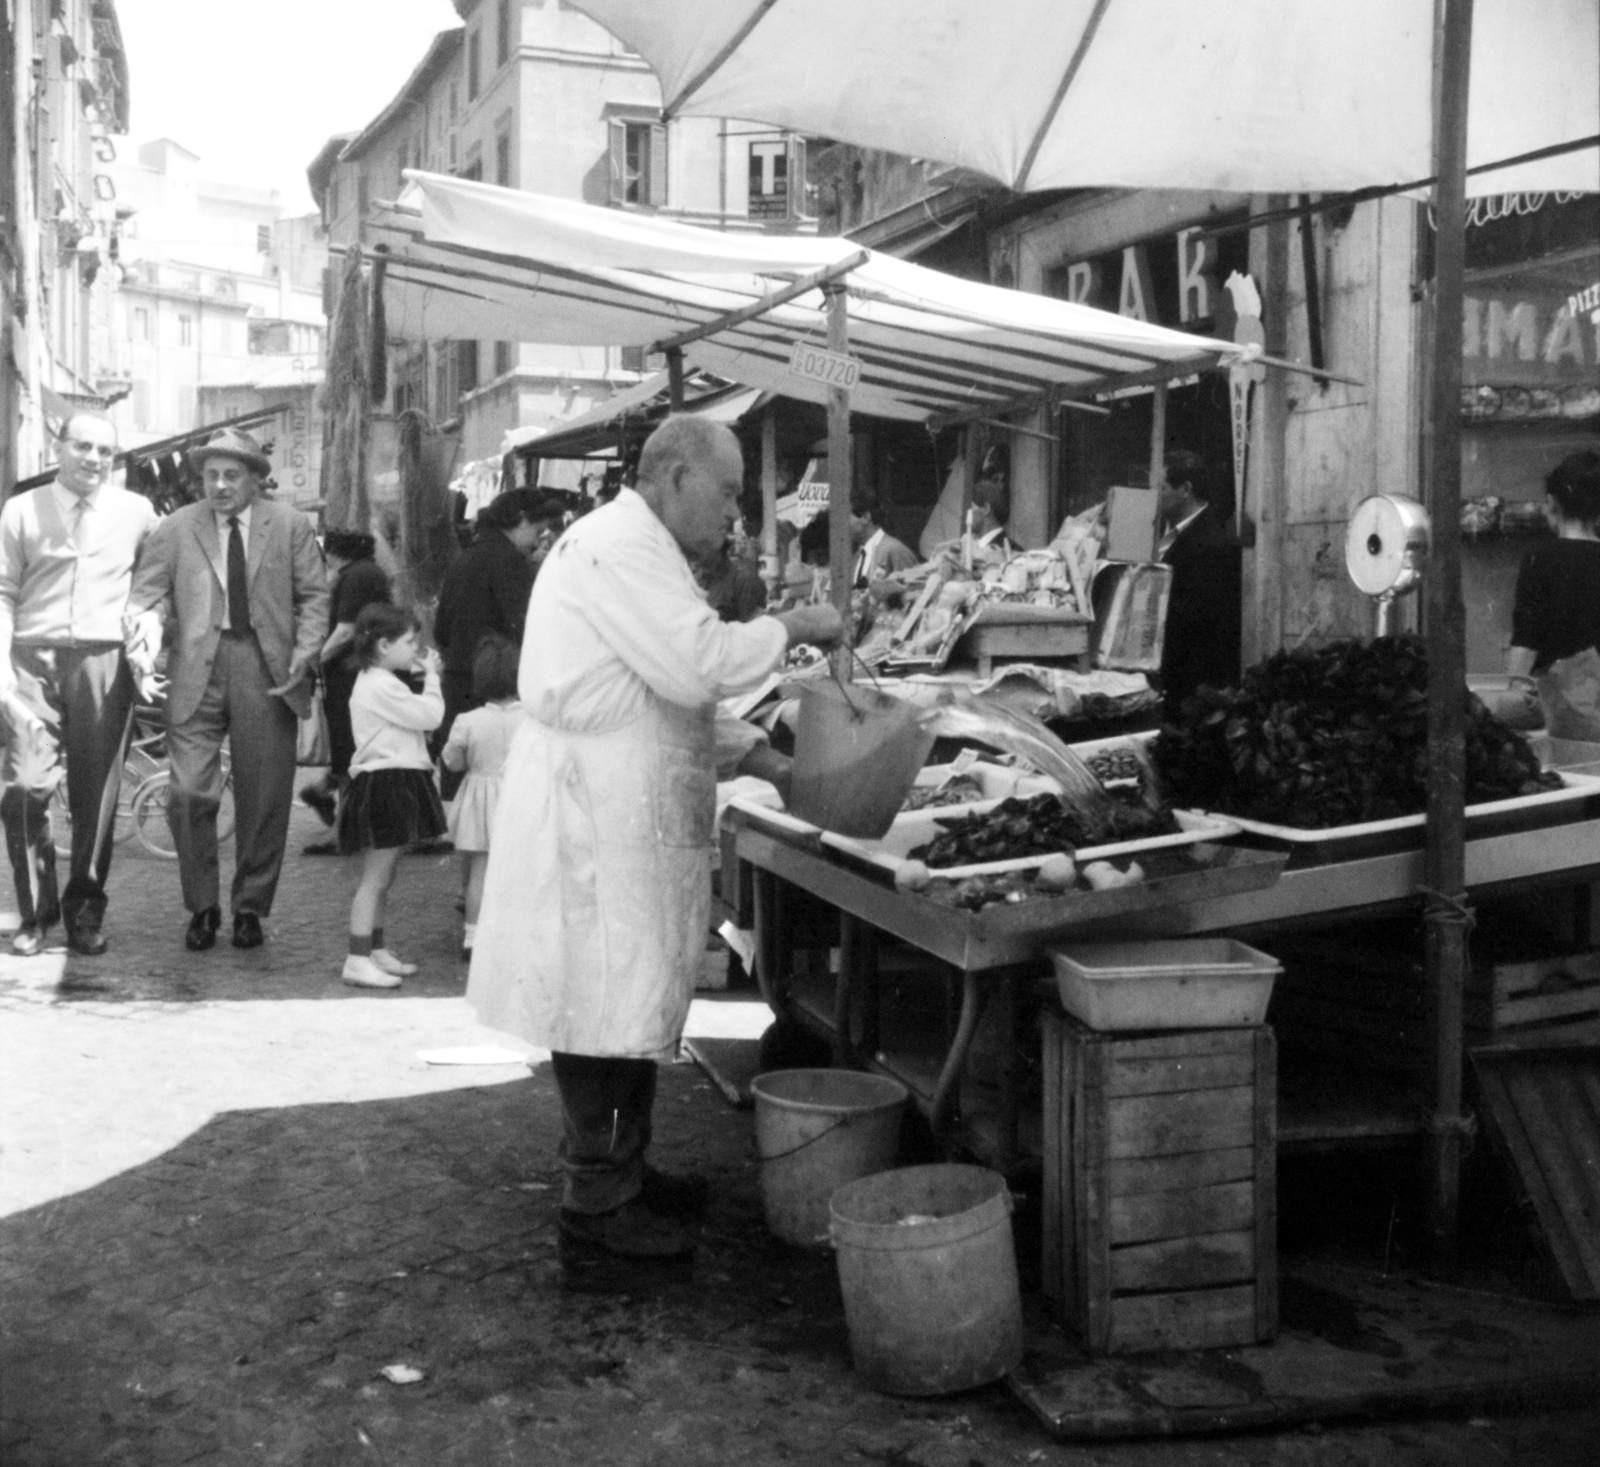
[468,416,842,1259]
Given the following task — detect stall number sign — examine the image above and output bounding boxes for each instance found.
[788,341,862,392]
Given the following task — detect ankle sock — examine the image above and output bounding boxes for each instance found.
[349,934,374,957]
[372,927,384,949]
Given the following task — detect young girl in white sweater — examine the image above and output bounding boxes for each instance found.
[338,603,446,988]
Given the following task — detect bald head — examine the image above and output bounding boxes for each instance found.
[633,415,745,561]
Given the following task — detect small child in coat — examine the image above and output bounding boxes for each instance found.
[338,603,446,988]
[441,633,522,959]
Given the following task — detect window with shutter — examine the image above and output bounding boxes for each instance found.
[647,124,668,207]
[607,118,627,205]
[787,137,808,217]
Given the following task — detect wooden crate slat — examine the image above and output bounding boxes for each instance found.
[1093,1028,1254,1063]
[1252,1026,1279,1341]
[1494,985,1600,1030]
[1522,1066,1600,1292]
[1109,1227,1256,1293]
[1108,1146,1255,1199]
[1102,1052,1257,1098]
[1108,1179,1255,1246]
[1080,1038,1112,1351]
[1107,1086,1254,1160]
[1108,1284,1259,1354]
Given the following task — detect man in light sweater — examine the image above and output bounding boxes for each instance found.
[0,411,157,956]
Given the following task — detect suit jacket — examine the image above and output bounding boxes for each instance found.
[129,497,329,724]
[1159,503,1242,708]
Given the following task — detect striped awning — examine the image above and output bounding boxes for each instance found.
[364,173,1243,426]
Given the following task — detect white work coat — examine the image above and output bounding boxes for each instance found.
[467,489,786,1060]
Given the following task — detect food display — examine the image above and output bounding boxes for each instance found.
[913,857,1148,910]
[1151,635,1561,829]
[909,792,1176,869]
[901,775,987,811]
[1084,745,1143,787]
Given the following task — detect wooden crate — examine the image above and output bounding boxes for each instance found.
[1041,1010,1277,1354]
[1268,924,1600,1074]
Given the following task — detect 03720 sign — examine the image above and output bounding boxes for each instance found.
[788,340,862,392]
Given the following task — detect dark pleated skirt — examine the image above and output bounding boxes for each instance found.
[338,768,447,854]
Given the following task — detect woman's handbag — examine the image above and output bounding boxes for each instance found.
[297,681,333,767]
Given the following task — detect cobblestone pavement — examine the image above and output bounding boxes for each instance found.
[1,800,1596,1464]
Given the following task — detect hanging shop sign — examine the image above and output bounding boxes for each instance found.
[788,340,862,392]
[749,137,806,222]
[1050,222,1251,336]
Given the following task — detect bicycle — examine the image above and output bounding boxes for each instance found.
[129,753,235,859]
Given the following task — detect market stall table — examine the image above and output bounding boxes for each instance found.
[727,786,1600,1166]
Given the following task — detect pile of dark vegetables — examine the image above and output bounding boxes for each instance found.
[1150,635,1560,829]
[910,791,1175,868]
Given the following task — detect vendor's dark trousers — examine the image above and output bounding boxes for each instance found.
[167,630,297,919]
[0,643,134,932]
[322,661,358,783]
[550,1052,657,1215]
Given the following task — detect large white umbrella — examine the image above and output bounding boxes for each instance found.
[573,0,1597,195]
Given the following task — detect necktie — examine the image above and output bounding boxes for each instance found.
[71,499,88,551]
[227,516,252,634]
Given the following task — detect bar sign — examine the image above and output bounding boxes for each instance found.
[788,340,861,392]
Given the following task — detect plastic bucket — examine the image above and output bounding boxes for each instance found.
[789,681,935,838]
[829,1164,1024,1396]
[750,1068,908,1247]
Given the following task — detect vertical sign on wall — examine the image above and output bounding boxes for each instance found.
[748,139,790,221]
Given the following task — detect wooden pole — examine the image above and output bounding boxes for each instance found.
[760,402,780,598]
[667,347,685,410]
[1422,0,1474,1253]
[1148,380,1168,488]
[825,285,854,672]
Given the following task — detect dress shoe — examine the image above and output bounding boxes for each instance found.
[232,912,264,949]
[640,1165,711,1219]
[298,782,337,827]
[185,907,221,952]
[66,925,108,957]
[557,1198,696,1258]
[341,953,401,989]
[10,925,47,957]
[302,839,340,856]
[371,947,417,977]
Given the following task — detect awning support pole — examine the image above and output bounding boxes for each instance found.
[760,404,780,598]
[1423,0,1474,1255]
[825,284,854,674]
[1148,381,1168,491]
[651,250,871,354]
[667,348,685,411]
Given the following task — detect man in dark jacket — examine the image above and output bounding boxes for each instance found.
[432,489,563,777]
[1157,449,1241,712]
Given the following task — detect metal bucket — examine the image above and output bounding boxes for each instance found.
[789,681,934,838]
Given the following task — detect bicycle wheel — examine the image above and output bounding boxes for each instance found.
[131,770,236,857]
[130,773,178,858]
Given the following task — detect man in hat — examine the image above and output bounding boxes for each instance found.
[128,427,328,950]
[0,410,158,955]
[1156,448,1242,711]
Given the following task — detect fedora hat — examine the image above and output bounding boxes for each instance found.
[188,427,271,478]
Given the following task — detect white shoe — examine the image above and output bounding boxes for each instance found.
[342,954,401,989]
[371,948,418,977]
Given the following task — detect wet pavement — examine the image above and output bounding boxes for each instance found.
[1,798,1596,1464]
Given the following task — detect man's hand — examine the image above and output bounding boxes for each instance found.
[735,742,793,806]
[776,604,844,649]
[268,651,318,699]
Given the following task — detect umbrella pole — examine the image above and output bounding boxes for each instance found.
[825,284,854,675]
[667,347,685,410]
[1422,0,1474,1253]
[761,403,780,597]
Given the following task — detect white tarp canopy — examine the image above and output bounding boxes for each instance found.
[367,173,1243,425]
[572,0,1599,197]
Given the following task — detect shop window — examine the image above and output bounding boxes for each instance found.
[456,339,479,398]
[461,149,482,182]
[494,340,514,378]
[619,345,645,374]
[256,223,270,253]
[467,30,481,101]
[177,314,192,346]
[497,0,512,66]
[133,306,148,341]
[608,120,667,209]
[495,128,512,186]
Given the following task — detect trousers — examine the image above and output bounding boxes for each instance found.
[166,630,297,917]
[0,643,134,931]
[550,1051,657,1214]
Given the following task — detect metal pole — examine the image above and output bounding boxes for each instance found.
[1423,0,1474,1253]
[825,285,854,672]
[1148,381,1168,491]
[760,403,780,598]
[667,347,685,410]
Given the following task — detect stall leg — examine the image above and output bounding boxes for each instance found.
[930,968,988,1144]
[996,968,1025,1175]
[835,914,870,1065]
[752,869,790,1016]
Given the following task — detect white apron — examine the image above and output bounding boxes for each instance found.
[466,694,715,1061]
